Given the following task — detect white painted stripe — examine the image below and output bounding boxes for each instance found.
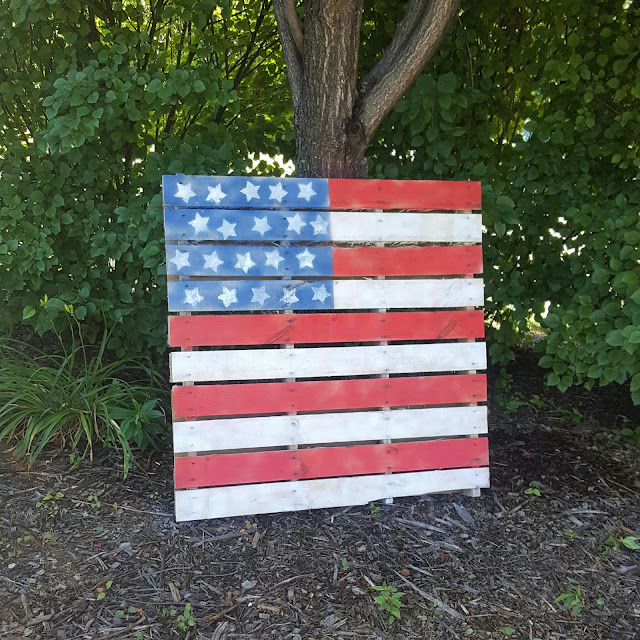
[170,341,487,383]
[333,278,483,309]
[173,406,488,453]
[330,212,482,243]
[174,467,490,520]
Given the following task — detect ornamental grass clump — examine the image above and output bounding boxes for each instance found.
[0,303,167,477]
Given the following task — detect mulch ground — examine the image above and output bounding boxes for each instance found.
[1,351,639,640]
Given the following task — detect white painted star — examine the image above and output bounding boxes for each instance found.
[281,288,299,307]
[311,284,332,304]
[251,286,270,306]
[175,182,196,203]
[169,249,190,271]
[206,183,226,204]
[188,213,209,235]
[203,251,223,272]
[310,214,329,236]
[265,249,285,269]
[217,219,237,240]
[296,248,315,269]
[235,251,255,274]
[184,287,203,306]
[286,213,307,235]
[218,287,237,308]
[240,181,261,202]
[252,216,272,237]
[269,182,288,203]
[297,182,317,202]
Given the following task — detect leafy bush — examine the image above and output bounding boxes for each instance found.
[366,0,640,403]
[0,301,168,476]
[0,0,290,358]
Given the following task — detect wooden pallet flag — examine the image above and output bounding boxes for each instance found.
[163,175,489,521]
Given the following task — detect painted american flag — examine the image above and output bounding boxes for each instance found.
[163,175,489,521]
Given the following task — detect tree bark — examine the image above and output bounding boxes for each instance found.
[273,0,460,178]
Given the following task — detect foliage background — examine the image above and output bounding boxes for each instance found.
[1,0,639,403]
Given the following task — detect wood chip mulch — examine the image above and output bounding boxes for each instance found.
[1,352,639,639]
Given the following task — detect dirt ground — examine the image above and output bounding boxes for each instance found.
[1,352,639,640]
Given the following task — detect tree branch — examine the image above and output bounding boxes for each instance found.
[272,0,303,112]
[360,0,428,94]
[282,0,303,54]
[358,0,460,142]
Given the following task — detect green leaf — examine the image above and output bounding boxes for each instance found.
[437,72,457,94]
[23,306,36,320]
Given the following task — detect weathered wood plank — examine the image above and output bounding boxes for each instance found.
[330,212,482,243]
[172,373,487,419]
[163,175,330,209]
[172,405,488,453]
[170,342,487,383]
[167,278,484,312]
[168,310,485,347]
[164,209,331,242]
[174,467,491,520]
[332,245,483,276]
[328,179,482,211]
[175,438,489,488]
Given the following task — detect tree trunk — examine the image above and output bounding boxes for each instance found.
[293,0,366,178]
[273,0,461,179]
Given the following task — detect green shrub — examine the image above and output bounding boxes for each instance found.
[0,302,168,476]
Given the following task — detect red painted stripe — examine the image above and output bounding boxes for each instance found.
[172,374,486,419]
[169,310,484,347]
[328,179,482,211]
[175,437,489,489]
[333,246,483,277]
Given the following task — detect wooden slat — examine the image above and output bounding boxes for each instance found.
[167,278,484,312]
[333,279,483,310]
[166,244,333,277]
[328,179,482,211]
[174,467,490,520]
[170,342,487,383]
[172,373,487,419]
[175,437,489,488]
[164,209,331,242]
[163,175,330,209]
[329,212,482,243]
[168,310,485,347]
[165,244,483,278]
[333,246,483,276]
[173,405,488,453]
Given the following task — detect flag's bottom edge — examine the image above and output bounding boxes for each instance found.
[174,467,490,521]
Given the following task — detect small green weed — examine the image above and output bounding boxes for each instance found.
[372,581,404,625]
[529,394,545,409]
[87,489,104,509]
[562,528,578,539]
[569,408,583,424]
[597,534,640,553]
[176,603,196,632]
[341,558,349,570]
[597,534,620,554]
[115,606,140,622]
[524,481,541,497]
[369,502,381,515]
[613,426,640,447]
[492,627,515,637]
[96,579,113,601]
[555,584,584,616]
[36,491,64,517]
